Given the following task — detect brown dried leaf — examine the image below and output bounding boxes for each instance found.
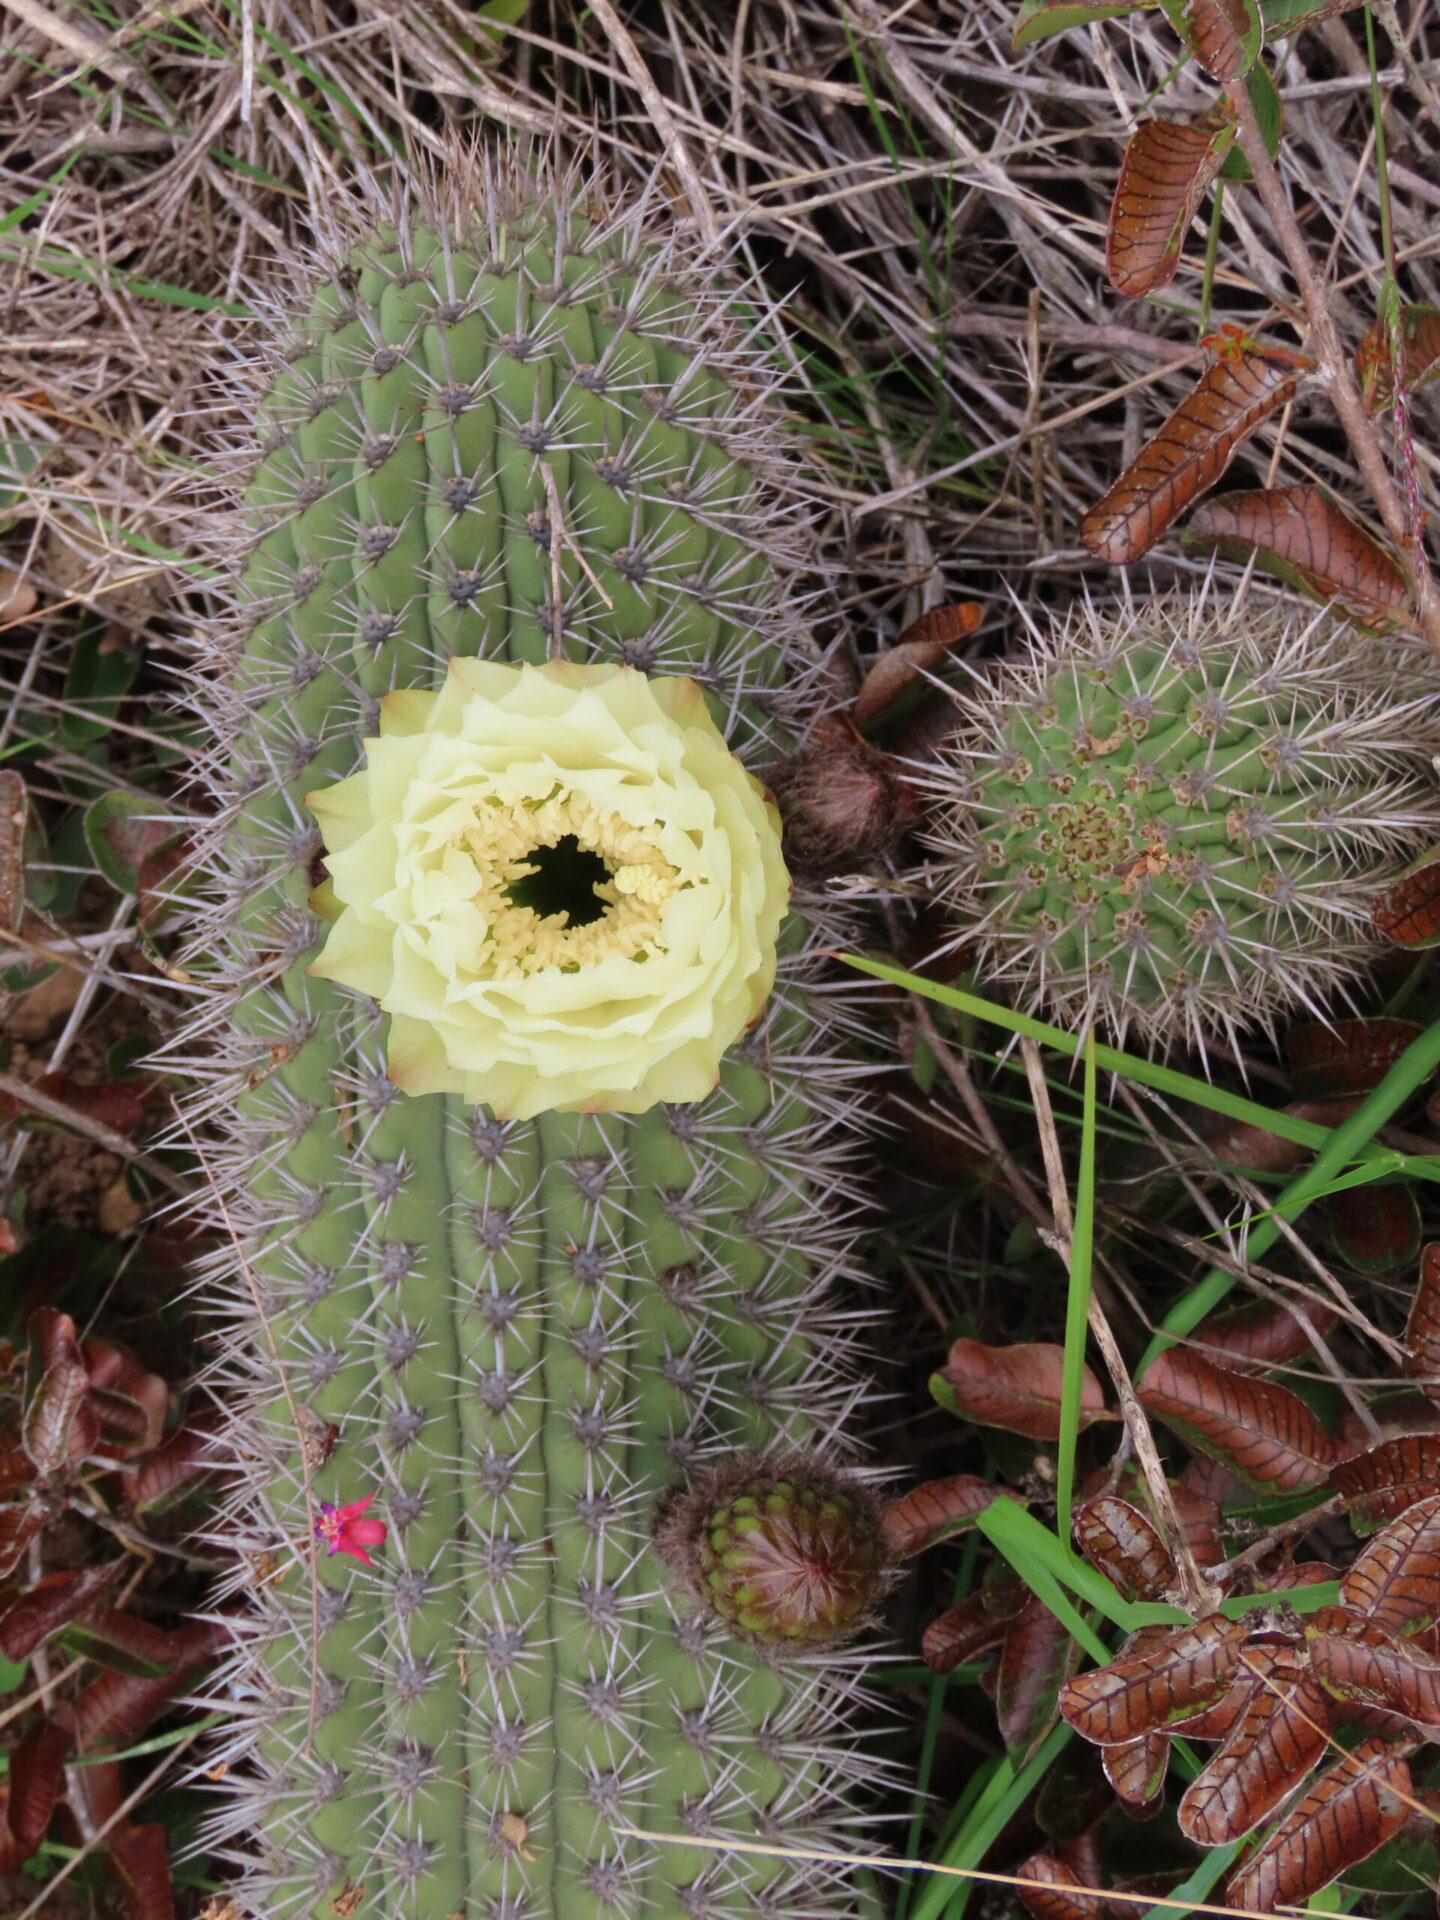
[1228,1737,1413,1914]
[1177,1661,1331,1845]
[1138,1346,1337,1492]
[1106,116,1234,299]
[1329,1435,1440,1532]
[1060,1613,1245,1744]
[932,1339,1113,1442]
[998,1600,1081,1762]
[1073,1495,1177,1603]
[1081,341,1306,565]
[1192,1295,1337,1374]
[1340,1492,1440,1632]
[1016,1853,1108,1920]
[1372,853,1440,950]
[5,1716,70,1855]
[1188,485,1414,633]
[882,1473,1018,1556]
[1182,0,1261,77]
[854,603,983,729]
[920,1592,1018,1676]
[1405,1245,1440,1403]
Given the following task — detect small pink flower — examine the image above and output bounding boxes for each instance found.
[315,1492,387,1565]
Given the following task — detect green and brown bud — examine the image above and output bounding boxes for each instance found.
[656,1451,888,1649]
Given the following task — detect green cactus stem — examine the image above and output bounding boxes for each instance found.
[176,148,886,1920]
[920,594,1440,1049]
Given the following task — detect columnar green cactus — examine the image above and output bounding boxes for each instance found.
[921,595,1440,1048]
[180,150,883,1920]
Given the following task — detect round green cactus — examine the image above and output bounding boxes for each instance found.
[178,149,886,1920]
[922,596,1440,1048]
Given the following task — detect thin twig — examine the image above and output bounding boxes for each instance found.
[0,1069,192,1197]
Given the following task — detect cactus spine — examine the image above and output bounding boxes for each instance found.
[921,594,1440,1049]
[179,150,881,1920]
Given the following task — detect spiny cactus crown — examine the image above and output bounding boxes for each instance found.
[921,596,1440,1049]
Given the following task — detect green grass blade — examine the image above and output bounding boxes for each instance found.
[1056,1033,1096,1541]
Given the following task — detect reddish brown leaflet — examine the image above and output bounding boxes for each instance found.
[0,1563,122,1662]
[1081,341,1306,565]
[1340,1493,1440,1632]
[1180,0,1260,79]
[1073,1495,1176,1602]
[1372,855,1440,948]
[1016,1853,1108,1920]
[1405,1245,1440,1401]
[107,1823,177,1920]
[1060,1613,1245,1744]
[998,1599,1081,1760]
[854,602,983,729]
[4,1717,70,1855]
[1139,1346,1336,1492]
[1101,1729,1170,1814]
[1287,1016,1422,1097]
[1329,1182,1422,1276]
[1106,116,1233,299]
[1307,1615,1440,1724]
[932,1338,1113,1442]
[921,1590,1017,1675]
[1177,1662,1332,1845]
[1227,1738,1413,1914]
[881,1473,1016,1556]
[1356,302,1440,413]
[1188,485,1413,633]
[1330,1432,1440,1529]
[1192,1295,1336,1373]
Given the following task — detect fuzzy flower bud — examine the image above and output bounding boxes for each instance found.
[655,1451,888,1649]
[305,657,790,1119]
[765,715,916,878]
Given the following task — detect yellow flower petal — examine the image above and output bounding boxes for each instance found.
[305,658,791,1117]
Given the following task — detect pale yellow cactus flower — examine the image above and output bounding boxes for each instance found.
[305,656,791,1119]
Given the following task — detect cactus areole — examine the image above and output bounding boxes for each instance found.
[923,597,1440,1049]
[184,153,880,1920]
